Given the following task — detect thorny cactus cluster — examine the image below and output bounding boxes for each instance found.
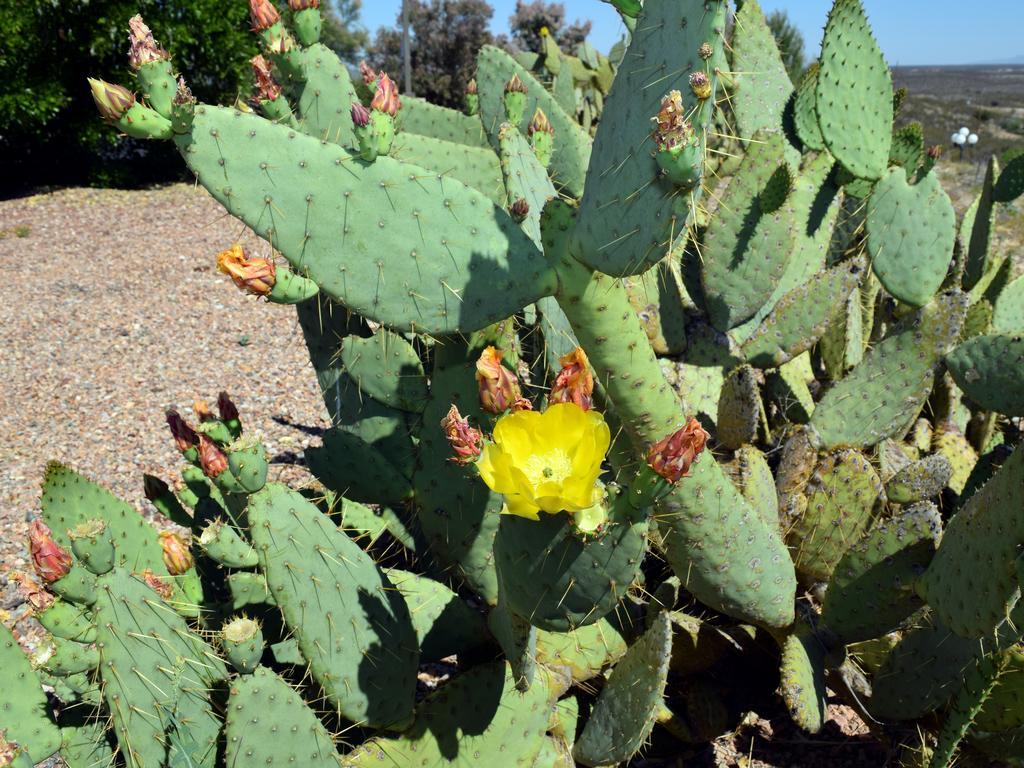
[3,0,1024,766]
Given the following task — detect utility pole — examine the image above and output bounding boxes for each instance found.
[402,0,413,95]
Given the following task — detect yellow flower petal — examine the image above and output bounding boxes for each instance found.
[504,495,541,520]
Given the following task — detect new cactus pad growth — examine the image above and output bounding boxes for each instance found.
[5,0,1024,765]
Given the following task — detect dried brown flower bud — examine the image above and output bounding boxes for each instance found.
[359,60,378,85]
[249,0,281,31]
[28,521,72,583]
[549,347,594,411]
[528,107,554,136]
[505,73,528,94]
[166,409,199,452]
[250,55,282,102]
[216,244,277,296]
[288,0,319,9]
[127,15,169,70]
[8,571,55,612]
[140,569,173,599]
[198,434,229,478]
[651,90,694,152]
[510,198,530,222]
[698,42,713,60]
[440,405,484,464]
[647,418,710,483]
[217,392,240,424]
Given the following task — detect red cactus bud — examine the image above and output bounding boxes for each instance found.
[159,531,194,575]
[166,409,199,452]
[689,71,711,100]
[646,418,709,484]
[466,78,478,95]
[216,244,277,296]
[198,434,229,478]
[217,391,239,423]
[193,399,215,423]
[651,90,694,152]
[140,569,173,599]
[9,571,55,612]
[250,55,282,102]
[549,347,594,411]
[88,78,136,122]
[28,521,72,583]
[512,395,534,412]
[476,346,523,414]
[127,15,169,70]
[505,73,528,94]
[528,108,553,136]
[351,101,371,128]
[371,73,401,116]
[143,474,169,502]
[359,60,378,85]
[249,0,281,31]
[510,198,530,221]
[440,405,483,464]
[288,0,318,8]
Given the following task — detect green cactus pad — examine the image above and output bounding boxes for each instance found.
[622,262,688,356]
[220,616,264,674]
[336,496,417,550]
[498,121,557,247]
[175,105,556,334]
[476,45,591,198]
[225,666,339,767]
[815,0,893,180]
[45,637,100,676]
[889,122,925,172]
[399,95,490,148]
[726,445,779,529]
[391,131,505,205]
[870,620,980,720]
[92,568,226,768]
[306,426,414,505]
[821,502,940,643]
[766,353,816,424]
[993,274,1024,333]
[994,149,1024,202]
[963,156,999,290]
[787,449,883,583]
[494,505,648,632]
[866,167,955,306]
[535,618,629,684]
[339,329,428,413]
[0,623,62,762]
[59,715,115,768]
[793,64,825,150]
[198,519,257,568]
[931,653,1004,768]
[342,662,553,766]
[248,483,419,727]
[921,446,1024,638]
[36,599,95,643]
[885,455,953,503]
[811,291,968,448]
[572,611,671,766]
[717,365,761,449]
[741,258,863,368]
[291,43,359,147]
[975,648,1024,732]
[227,571,275,610]
[729,151,842,345]
[386,568,489,663]
[730,0,794,138]
[571,0,726,277]
[701,132,796,331]
[267,265,320,304]
[488,599,538,690]
[414,336,504,603]
[779,621,827,734]
[946,334,1024,415]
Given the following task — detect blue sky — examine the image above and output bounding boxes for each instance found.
[357,1,1024,66]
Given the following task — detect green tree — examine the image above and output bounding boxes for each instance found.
[310,0,368,65]
[508,1,591,53]
[366,0,494,108]
[765,9,806,85]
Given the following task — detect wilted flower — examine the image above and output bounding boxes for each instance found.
[127,15,169,70]
[249,0,281,30]
[689,71,711,100]
[646,418,709,483]
[359,60,378,85]
[166,409,199,452]
[140,569,173,599]
[651,90,694,152]
[371,73,401,116]
[440,405,484,464]
[250,55,282,102]
[8,571,55,611]
[476,346,523,414]
[193,399,214,423]
[698,42,713,60]
[88,79,135,122]
[477,404,610,520]
[216,244,277,296]
[28,521,72,583]
[159,531,194,575]
[549,347,594,411]
[198,434,229,478]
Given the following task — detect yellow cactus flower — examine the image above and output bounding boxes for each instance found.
[477,403,611,520]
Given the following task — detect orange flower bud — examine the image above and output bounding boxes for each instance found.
[193,399,215,423]
[646,418,709,484]
[249,0,281,30]
[9,571,55,611]
[127,15,169,70]
[476,346,522,414]
[505,73,528,94]
[159,531,194,575]
[166,409,199,452]
[371,73,401,116]
[198,434,229,478]
[28,521,72,583]
[140,569,173,599]
[549,347,594,411]
[440,405,484,464]
[216,244,277,296]
[528,108,553,136]
[288,0,318,9]
[250,54,282,102]
[88,78,135,122]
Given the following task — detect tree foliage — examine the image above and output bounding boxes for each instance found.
[507,1,592,53]
[765,9,806,86]
[366,0,494,108]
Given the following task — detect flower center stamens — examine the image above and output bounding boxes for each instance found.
[524,450,572,486]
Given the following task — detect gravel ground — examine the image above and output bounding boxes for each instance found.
[0,184,329,632]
